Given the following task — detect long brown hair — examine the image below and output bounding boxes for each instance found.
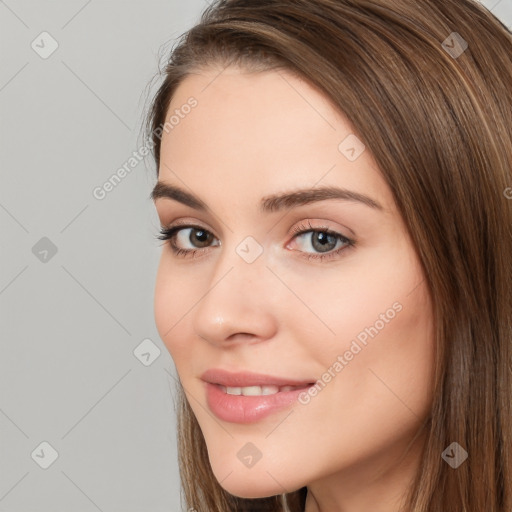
[145,1,512,510]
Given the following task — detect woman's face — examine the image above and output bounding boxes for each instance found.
[153,65,435,506]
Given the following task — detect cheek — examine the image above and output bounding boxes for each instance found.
[153,257,193,359]
[278,241,423,364]
[323,276,435,435]
[289,241,435,427]
[286,286,434,480]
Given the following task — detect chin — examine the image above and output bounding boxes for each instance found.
[218,480,281,499]
[210,464,285,499]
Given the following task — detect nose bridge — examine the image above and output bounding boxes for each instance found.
[192,234,277,345]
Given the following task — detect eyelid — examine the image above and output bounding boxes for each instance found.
[287,218,352,239]
[160,217,215,234]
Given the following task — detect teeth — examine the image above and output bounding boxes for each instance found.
[261,385,281,395]
[240,386,261,396]
[220,384,302,396]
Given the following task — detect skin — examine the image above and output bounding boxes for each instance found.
[153,65,435,512]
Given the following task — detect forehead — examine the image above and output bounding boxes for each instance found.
[158,67,393,213]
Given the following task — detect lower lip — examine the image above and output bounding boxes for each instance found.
[204,382,313,424]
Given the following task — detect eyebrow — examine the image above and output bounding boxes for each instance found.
[150,181,383,213]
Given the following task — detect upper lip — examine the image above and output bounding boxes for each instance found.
[201,368,315,388]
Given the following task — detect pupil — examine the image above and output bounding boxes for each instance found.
[313,232,336,252]
[193,229,210,247]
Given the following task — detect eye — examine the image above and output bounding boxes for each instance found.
[155,219,355,262]
[287,220,355,262]
[156,223,219,259]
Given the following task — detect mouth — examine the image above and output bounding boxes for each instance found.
[216,383,312,396]
[200,368,316,390]
[201,368,317,423]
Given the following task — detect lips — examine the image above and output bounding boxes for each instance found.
[200,368,315,388]
[200,368,316,423]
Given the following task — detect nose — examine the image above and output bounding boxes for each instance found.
[192,246,278,347]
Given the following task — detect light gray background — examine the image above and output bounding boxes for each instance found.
[1,1,511,511]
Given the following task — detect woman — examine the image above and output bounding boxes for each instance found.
[146,0,512,510]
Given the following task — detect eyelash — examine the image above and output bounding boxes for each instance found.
[155,219,355,262]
